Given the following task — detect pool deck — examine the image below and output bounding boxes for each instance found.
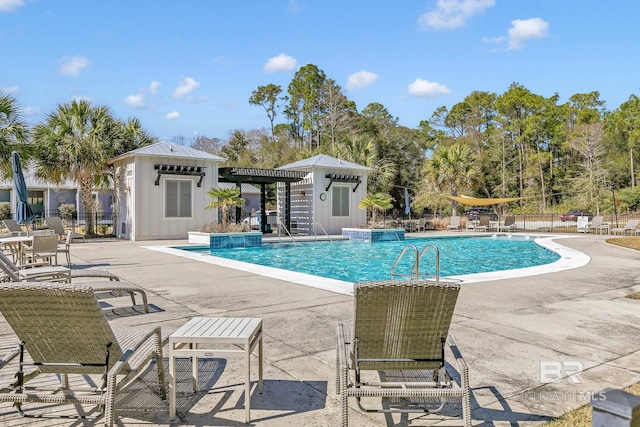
[1,232,639,426]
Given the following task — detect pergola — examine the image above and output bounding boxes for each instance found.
[218,167,307,233]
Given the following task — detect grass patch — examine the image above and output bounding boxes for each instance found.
[606,236,640,251]
[543,238,640,425]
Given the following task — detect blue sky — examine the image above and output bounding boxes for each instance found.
[2,0,639,142]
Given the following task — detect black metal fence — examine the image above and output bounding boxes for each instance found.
[1,210,116,237]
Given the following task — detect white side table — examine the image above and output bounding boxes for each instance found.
[168,317,263,423]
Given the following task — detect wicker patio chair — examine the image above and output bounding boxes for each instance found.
[336,280,471,427]
[45,216,85,242]
[0,282,166,425]
[496,215,517,232]
[446,216,461,230]
[1,219,25,236]
[0,252,150,312]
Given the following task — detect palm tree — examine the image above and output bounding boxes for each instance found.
[32,100,153,235]
[425,144,478,213]
[359,192,393,224]
[0,92,30,178]
[206,186,245,227]
[332,133,396,193]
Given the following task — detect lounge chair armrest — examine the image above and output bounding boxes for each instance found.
[447,335,469,389]
[0,347,20,369]
[109,326,163,376]
[336,321,352,394]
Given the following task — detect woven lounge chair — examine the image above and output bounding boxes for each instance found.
[45,216,85,242]
[576,216,589,233]
[0,252,150,312]
[472,215,490,232]
[2,219,25,236]
[611,219,640,235]
[446,216,461,230]
[336,280,471,427]
[0,282,166,425]
[496,216,516,232]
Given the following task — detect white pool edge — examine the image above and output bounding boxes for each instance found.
[144,234,590,296]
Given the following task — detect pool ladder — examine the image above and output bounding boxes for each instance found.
[390,243,440,283]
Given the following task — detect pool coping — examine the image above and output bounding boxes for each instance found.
[144,233,590,296]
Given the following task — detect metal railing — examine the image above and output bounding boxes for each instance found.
[1,211,116,237]
[395,213,640,234]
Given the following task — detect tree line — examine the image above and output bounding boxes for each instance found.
[3,62,640,224]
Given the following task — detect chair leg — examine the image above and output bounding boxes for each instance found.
[341,391,349,427]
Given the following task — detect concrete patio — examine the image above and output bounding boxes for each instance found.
[0,232,639,426]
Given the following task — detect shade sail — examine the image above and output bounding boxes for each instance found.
[445,195,523,206]
[11,151,34,225]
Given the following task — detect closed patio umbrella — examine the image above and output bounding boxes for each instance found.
[11,151,34,225]
[404,187,411,216]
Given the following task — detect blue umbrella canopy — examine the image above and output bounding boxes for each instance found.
[404,187,411,216]
[11,151,34,225]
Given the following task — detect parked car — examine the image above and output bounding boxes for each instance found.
[466,207,498,221]
[242,210,278,231]
[560,209,594,222]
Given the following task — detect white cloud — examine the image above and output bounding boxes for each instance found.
[419,0,495,30]
[408,79,451,98]
[481,35,505,44]
[124,94,145,108]
[346,71,379,91]
[1,85,19,94]
[21,106,41,116]
[149,81,161,95]
[166,111,180,120]
[59,56,90,77]
[0,0,24,13]
[173,77,200,98]
[507,18,550,50]
[263,53,297,72]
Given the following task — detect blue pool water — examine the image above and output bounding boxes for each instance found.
[177,235,560,283]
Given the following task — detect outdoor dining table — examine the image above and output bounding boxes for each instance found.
[0,235,33,265]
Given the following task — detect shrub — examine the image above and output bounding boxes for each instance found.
[0,202,10,220]
[199,222,251,233]
[58,203,76,220]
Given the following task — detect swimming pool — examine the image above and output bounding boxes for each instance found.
[175,235,561,282]
[149,234,590,295]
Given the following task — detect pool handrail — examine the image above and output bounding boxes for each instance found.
[390,243,440,283]
[314,222,333,242]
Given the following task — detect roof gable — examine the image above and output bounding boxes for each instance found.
[277,154,370,171]
[110,141,226,163]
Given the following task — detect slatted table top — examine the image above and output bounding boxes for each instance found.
[169,317,262,344]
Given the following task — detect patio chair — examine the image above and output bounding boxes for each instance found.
[496,216,516,232]
[576,216,589,233]
[0,282,166,425]
[22,233,60,266]
[45,216,85,242]
[446,216,461,230]
[472,215,490,232]
[2,219,25,236]
[0,252,150,312]
[336,280,471,427]
[588,216,606,234]
[611,219,640,235]
[57,230,73,266]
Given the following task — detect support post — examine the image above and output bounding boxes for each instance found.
[591,388,640,427]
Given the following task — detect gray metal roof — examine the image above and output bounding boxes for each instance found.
[218,182,261,194]
[0,167,77,190]
[276,154,370,171]
[110,140,226,163]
